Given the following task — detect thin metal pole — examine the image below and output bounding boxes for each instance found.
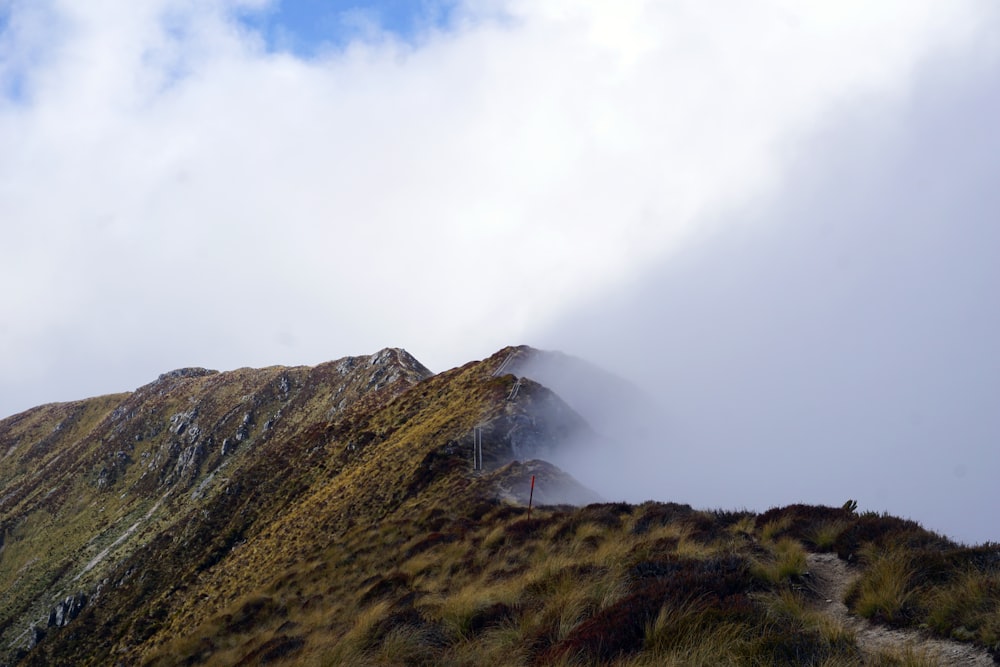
[474,427,483,471]
[527,475,535,518]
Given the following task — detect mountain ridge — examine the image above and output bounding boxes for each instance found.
[1,345,599,664]
[2,346,998,666]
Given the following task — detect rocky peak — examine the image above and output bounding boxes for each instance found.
[357,347,434,394]
[155,367,219,383]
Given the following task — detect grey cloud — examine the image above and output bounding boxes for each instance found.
[536,50,1000,545]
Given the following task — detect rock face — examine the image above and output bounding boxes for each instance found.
[471,377,590,471]
[0,346,599,665]
[47,594,87,628]
[499,345,658,444]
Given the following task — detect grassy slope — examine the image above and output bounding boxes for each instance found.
[4,348,999,666]
[0,394,131,641]
[113,499,1000,666]
[0,349,431,662]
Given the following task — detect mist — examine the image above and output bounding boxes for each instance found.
[3,2,995,422]
[534,50,1000,546]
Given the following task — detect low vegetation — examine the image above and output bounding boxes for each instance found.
[2,348,998,665]
[116,501,1000,665]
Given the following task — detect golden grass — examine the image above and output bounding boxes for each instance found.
[849,548,916,623]
[643,599,750,663]
[759,515,793,541]
[924,568,1000,644]
[762,588,856,649]
[6,348,998,666]
[811,520,851,551]
[753,536,808,585]
[864,645,941,666]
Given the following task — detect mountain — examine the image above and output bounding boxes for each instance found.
[1,347,998,666]
[496,346,657,435]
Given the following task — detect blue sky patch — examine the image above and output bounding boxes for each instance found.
[0,7,25,103]
[237,0,459,56]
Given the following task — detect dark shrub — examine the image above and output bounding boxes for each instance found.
[755,504,854,546]
[505,517,554,545]
[540,555,758,663]
[235,635,305,665]
[552,503,634,540]
[631,502,696,535]
[749,628,856,666]
[466,602,517,635]
[404,532,458,559]
[834,514,954,561]
[224,597,285,635]
[359,572,411,606]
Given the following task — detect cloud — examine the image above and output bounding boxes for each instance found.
[537,40,1000,544]
[0,0,996,433]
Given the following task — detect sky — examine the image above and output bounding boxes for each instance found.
[2,1,998,543]
[540,51,1000,545]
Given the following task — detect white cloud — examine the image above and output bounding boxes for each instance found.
[0,1,997,417]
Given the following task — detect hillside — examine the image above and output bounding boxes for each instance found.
[1,346,998,666]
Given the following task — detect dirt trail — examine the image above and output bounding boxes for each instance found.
[806,552,995,666]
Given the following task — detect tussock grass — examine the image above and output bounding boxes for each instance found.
[422,580,520,641]
[643,599,750,662]
[10,347,997,666]
[150,498,997,666]
[729,513,758,538]
[763,589,856,650]
[754,537,809,585]
[114,487,1000,667]
[848,547,917,624]
[760,515,794,541]
[930,572,1000,646]
[323,599,394,661]
[811,520,852,552]
[373,624,440,665]
[865,645,941,666]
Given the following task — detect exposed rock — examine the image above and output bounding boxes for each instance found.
[235,411,254,442]
[174,443,206,480]
[169,410,198,436]
[47,592,87,628]
[26,624,46,650]
[472,378,589,471]
[156,368,218,383]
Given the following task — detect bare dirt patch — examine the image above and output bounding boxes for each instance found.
[806,552,995,666]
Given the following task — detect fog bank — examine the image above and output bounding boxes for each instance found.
[536,51,1000,546]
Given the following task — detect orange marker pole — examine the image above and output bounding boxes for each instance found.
[527,475,535,519]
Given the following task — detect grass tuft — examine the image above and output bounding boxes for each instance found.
[847,547,917,625]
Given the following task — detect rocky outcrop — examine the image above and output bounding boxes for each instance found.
[473,378,590,471]
[47,593,87,628]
